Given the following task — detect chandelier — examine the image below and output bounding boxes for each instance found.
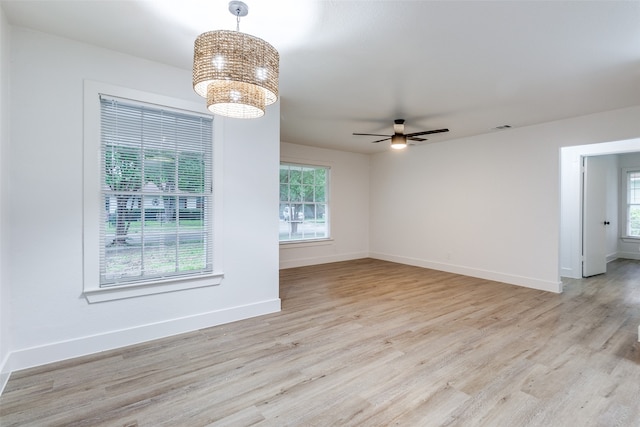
[193,1,279,119]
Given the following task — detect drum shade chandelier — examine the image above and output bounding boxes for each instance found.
[192,1,279,119]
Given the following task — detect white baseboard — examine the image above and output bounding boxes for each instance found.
[616,252,640,261]
[279,252,368,270]
[0,353,10,395]
[370,253,562,293]
[563,254,639,279]
[6,299,281,375]
[560,266,579,279]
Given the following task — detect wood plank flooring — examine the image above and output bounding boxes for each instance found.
[2,258,640,426]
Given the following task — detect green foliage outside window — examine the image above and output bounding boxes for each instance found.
[105,146,205,245]
[629,206,640,236]
[280,163,329,241]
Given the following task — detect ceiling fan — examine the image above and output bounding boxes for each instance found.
[353,119,449,149]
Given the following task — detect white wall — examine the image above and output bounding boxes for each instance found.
[372,105,640,293]
[0,5,10,392]
[279,142,369,268]
[4,27,280,372]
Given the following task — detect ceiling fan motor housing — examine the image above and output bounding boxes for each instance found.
[393,119,405,134]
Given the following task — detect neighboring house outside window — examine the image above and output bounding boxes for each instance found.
[279,163,329,242]
[83,82,223,302]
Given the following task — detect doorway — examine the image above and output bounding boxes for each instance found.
[560,138,640,280]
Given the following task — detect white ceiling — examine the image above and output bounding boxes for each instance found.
[2,0,640,154]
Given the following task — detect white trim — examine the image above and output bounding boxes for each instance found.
[83,80,224,302]
[279,238,333,248]
[84,272,224,303]
[620,167,640,239]
[560,267,574,278]
[279,251,368,269]
[621,237,640,243]
[616,251,640,261]
[6,298,281,373]
[99,94,213,119]
[0,353,9,395]
[370,252,563,293]
[606,253,619,263]
[280,156,333,169]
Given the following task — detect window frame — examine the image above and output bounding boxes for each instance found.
[83,81,224,303]
[622,167,640,240]
[279,161,331,244]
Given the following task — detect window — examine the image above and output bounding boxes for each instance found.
[83,81,223,302]
[625,169,640,237]
[100,95,213,285]
[279,163,329,242]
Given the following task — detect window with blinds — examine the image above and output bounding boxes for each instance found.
[100,96,213,287]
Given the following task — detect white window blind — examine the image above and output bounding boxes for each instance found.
[100,96,214,287]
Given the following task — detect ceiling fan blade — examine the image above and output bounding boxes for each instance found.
[404,128,449,138]
[353,133,392,137]
[371,137,391,144]
[408,137,427,142]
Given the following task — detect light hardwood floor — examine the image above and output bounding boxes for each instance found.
[2,258,640,426]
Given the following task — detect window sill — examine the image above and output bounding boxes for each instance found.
[84,272,224,303]
[279,238,334,249]
[621,236,640,243]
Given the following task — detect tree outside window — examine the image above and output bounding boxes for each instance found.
[279,163,329,242]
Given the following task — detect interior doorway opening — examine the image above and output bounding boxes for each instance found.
[560,138,640,280]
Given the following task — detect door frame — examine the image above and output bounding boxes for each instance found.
[560,138,640,279]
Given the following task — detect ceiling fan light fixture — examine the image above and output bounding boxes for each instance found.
[391,134,407,150]
[192,2,279,119]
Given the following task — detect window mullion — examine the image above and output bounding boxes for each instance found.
[174,116,180,273]
[140,109,146,279]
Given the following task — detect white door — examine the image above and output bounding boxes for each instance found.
[582,156,608,277]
